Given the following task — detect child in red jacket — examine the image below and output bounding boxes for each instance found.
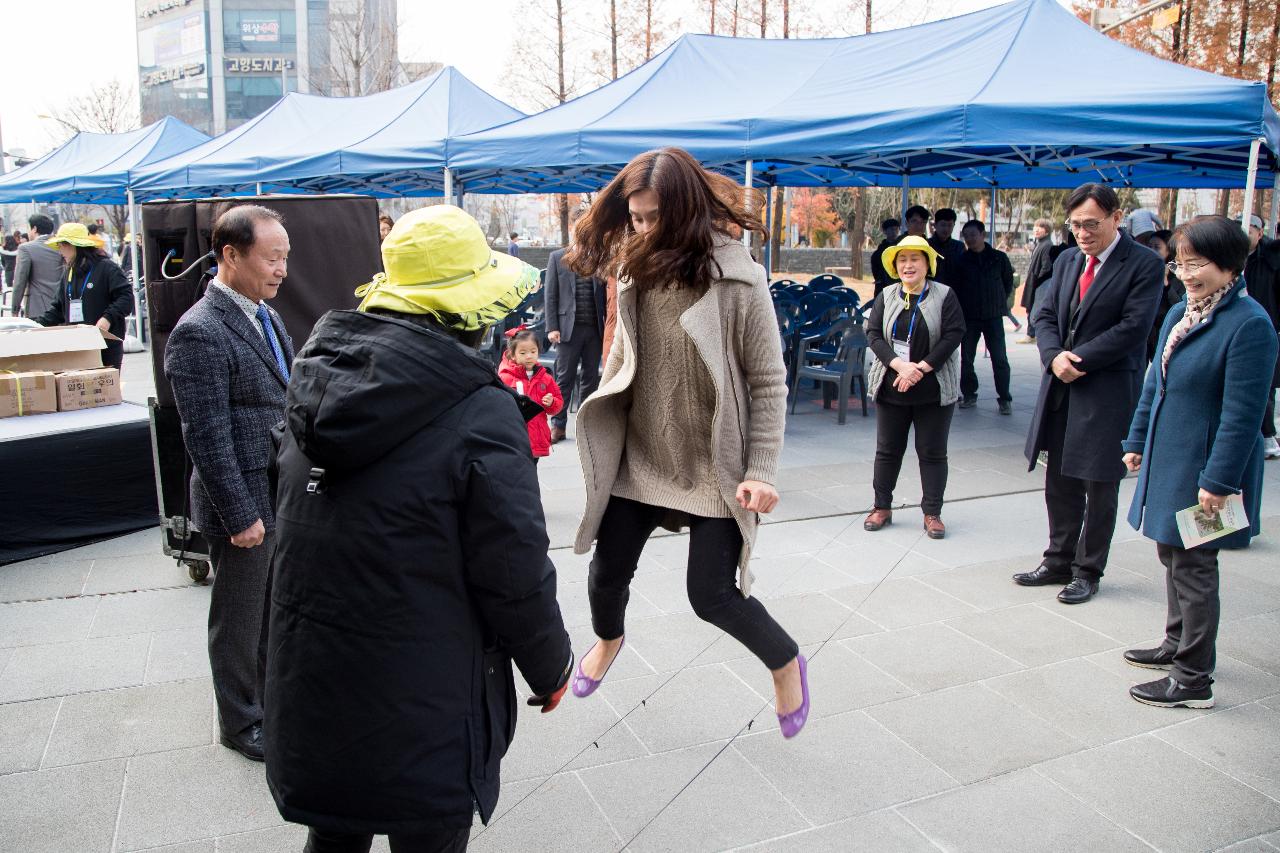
[498,327,563,462]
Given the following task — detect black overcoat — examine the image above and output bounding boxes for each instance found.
[1024,231,1164,481]
[265,310,572,835]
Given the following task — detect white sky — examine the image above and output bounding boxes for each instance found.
[0,0,1076,160]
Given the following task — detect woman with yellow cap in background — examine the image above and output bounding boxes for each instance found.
[35,222,133,370]
[863,235,966,538]
[264,205,574,852]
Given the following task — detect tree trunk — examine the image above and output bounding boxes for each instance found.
[768,187,783,272]
[782,0,789,37]
[732,0,739,36]
[865,0,872,34]
[710,0,717,33]
[611,0,619,79]
[1268,0,1280,90]
[760,0,767,36]
[1216,188,1231,217]
[557,0,570,245]
[646,0,653,60]
[1171,0,1182,58]
[1159,188,1178,229]
[850,189,866,278]
[1238,0,1250,71]
[1181,0,1194,62]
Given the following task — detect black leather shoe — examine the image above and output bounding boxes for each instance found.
[958,396,977,409]
[1012,564,1073,587]
[1124,647,1175,670]
[1057,577,1099,604]
[220,722,265,762]
[1129,676,1214,709]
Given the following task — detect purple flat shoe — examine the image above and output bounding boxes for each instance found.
[571,638,624,698]
[777,654,810,739]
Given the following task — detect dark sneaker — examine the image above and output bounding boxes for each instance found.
[998,400,1013,415]
[958,396,977,409]
[1129,676,1214,709]
[1124,647,1175,670]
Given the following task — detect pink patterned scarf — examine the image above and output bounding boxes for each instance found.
[1161,279,1234,377]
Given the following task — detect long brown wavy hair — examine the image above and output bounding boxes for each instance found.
[564,147,765,292]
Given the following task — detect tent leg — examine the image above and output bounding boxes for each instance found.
[900,175,910,219]
[443,167,454,205]
[989,185,997,243]
[743,160,754,248]
[125,190,144,353]
[255,182,263,196]
[763,182,773,274]
[1241,137,1263,235]
[1270,172,1280,237]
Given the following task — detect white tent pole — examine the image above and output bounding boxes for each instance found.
[743,160,754,248]
[1269,172,1280,237]
[900,175,910,219]
[255,182,263,196]
[443,167,454,205]
[127,189,142,348]
[1241,137,1263,235]
[989,185,997,243]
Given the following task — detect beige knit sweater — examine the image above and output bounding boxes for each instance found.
[574,236,788,597]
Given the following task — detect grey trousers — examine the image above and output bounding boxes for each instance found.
[207,531,274,735]
[550,321,602,429]
[1157,542,1220,690]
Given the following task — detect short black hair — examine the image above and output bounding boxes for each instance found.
[934,208,958,223]
[904,205,929,222]
[1173,215,1250,276]
[961,219,985,233]
[87,223,100,235]
[881,217,900,230]
[509,232,518,239]
[28,214,54,235]
[1065,182,1120,216]
[212,204,285,263]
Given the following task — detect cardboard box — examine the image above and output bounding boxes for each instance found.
[0,326,109,374]
[0,370,58,419]
[55,368,122,412]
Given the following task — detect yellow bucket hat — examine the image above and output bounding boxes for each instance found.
[45,222,98,249]
[356,205,538,332]
[881,235,942,279]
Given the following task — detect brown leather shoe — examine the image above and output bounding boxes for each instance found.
[863,508,892,531]
[923,515,945,539]
[550,426,567,444]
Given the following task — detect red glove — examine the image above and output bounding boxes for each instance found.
[527,681,569,714]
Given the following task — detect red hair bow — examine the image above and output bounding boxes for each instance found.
[504,324,529,339]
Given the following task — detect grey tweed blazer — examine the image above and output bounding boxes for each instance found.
[164,285,294,538]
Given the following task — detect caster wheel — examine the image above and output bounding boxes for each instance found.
[187,560,211,583]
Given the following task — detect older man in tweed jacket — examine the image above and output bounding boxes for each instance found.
[165,205,293,762]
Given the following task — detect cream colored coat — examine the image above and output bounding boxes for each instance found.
[573,237,787,597]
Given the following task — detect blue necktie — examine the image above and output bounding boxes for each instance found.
[255,303,290,381]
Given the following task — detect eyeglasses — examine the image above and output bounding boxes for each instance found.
[1064,218,1110,233]
[1166,260,1210,275]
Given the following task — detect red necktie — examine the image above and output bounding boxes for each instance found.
[1079,255,1099,301]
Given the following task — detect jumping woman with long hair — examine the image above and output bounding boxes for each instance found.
[564,147,809,738]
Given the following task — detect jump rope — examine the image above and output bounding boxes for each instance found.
[470,491,938,849]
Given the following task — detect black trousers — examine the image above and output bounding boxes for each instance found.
[1041,396,1119,581]
[1156,542,1220,690]
[960,317,1012,402]
[873,400,954,516]
[551,321,602,429]
[588,496,799,670]
[207,531,274,735]
[304,826,469,853]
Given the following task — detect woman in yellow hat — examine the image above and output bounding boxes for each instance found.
[35,222,133,370]
[863,235,967,538]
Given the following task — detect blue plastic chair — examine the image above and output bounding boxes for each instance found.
[808,273,845,292]
[789,323,869,423]
[828,286,861,311]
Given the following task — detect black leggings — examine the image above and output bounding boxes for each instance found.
[304,827,469,853]
[588,496,799,670]
[873,400,955,516]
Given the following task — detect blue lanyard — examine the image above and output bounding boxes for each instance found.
[903,281,929,342]
[67,263,94,301]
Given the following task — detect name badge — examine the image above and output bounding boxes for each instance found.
[69,299,85,323]
[892,339,911,362]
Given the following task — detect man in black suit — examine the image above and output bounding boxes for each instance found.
[1016,183,1163,604]
[928,207,966,287]
[544,245,606,443]
[164,205,294,760]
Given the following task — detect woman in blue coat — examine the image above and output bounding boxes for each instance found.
[1122,215,1278,710]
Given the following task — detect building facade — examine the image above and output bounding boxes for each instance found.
[137,0,398,136]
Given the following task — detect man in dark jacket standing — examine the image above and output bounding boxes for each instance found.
[1016,184,1164,605]
[165,205,295,761]
[1018,219,1055,344]
[1243,214,1280,459]
[955,220,1015,414]
[266,205,573,852]
[870,217,900,296]
[928,208,966,287]
[544,245,606,443]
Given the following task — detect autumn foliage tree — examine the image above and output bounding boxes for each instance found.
[790,188,841,247]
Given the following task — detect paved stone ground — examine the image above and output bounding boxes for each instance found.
[4,330,1280,852]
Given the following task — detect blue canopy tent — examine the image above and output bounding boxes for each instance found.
[0,117,209,205]
[448,0,1280,196]
[130,66,523,200]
